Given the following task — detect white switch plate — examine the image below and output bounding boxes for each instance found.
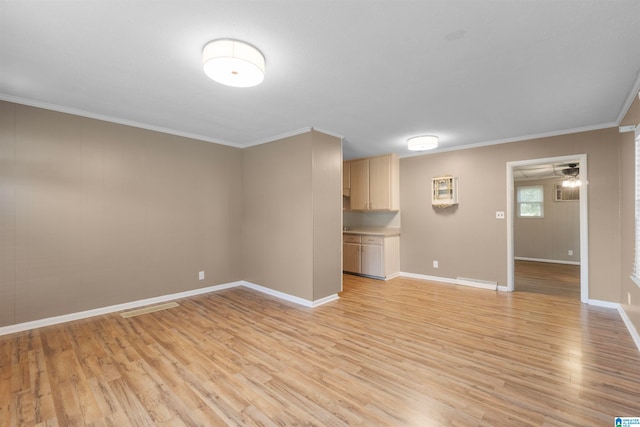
[199,271,205,280]
[568,250,573,256]
[433,260,439,268]
[496,211,505,219]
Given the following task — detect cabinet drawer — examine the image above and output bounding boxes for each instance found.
[361,235,383,245]
[343,234,361,243]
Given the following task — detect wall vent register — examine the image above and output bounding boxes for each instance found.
[554,184,579,201]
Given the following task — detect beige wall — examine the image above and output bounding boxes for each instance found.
[514,178,580,263]
[242,130,342,301]
[400,127,622,301]
[620,95,640,334]
[311,131,343,300]
[0,101,343,328]
[0,101,243,327]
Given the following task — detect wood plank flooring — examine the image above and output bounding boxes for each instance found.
[2,267,640,426]
[515,260,581,299]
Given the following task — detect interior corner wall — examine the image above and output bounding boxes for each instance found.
[0,101,243,327]
[242,133,315,300]
[400,127,622,301]
[241,130,343,301]
[620,94,640,334]
[514,178,580,263]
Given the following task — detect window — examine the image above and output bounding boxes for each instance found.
[517,185,544,218]
[633,129,640,286]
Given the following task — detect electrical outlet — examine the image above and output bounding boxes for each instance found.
[433,260,439,268]
[199,271,205,280]
[496,211,505,219]
[568,250,573,256]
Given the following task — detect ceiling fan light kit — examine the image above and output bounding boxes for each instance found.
[561,163,581,187]
[202,39,265,88]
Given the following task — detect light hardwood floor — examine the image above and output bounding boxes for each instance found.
[515,260,581,299]
[2,267,639,426]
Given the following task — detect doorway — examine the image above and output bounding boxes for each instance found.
[506,154,589,303]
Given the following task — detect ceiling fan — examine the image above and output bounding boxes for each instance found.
[560,163,581,188]
[561,163,580,177]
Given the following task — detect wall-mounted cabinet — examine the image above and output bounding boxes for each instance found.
[345,153,399,211]
[343,161,351,197]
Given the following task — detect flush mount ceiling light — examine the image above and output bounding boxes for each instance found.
[407,135,438,151]
[202,39,265,88]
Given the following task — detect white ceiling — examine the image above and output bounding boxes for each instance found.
[2,1,639,160]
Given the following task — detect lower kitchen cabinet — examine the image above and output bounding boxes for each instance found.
[343,233,399,280]
[343,241,361,273]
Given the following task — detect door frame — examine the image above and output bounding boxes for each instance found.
[506,154,589,303]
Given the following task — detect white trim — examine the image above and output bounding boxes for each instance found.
[585,300,640,353]
[615,72,640,125]
[400,123,615,158]
[587,299,620,309]
[310,127,345,141]
[310,293,341,307]
[515,257,580,266]
[399,272,500,291]
[400,272,458,285]
[507,163,515,292]
[0,281,243,336]
[243,127,313,147]
[506,154,589,303]
[0,96,345,150]
[618,306,640,353]
[240,281,337,308]
[384,272,401,281]
[0,94,242,148]
[0,280,340,336]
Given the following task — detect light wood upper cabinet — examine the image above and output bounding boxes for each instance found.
[349,158,370,210]
[343,161,351,197]
[345,154,399,211]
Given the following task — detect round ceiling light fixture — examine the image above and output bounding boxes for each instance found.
[202,39,265,87]
[407,135,438,151]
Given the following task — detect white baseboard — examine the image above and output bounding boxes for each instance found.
[587,299,621,309]
[310,293,341,307]
[515,257,580,266]
[0,281,243,336]
[241,281,339,308]
[0,281,340,336]
[618,306,640,353]
[399,272,499,291]
[586,300,640,353]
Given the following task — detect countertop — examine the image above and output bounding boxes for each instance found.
[343,227,401,237]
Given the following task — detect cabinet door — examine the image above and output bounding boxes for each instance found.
[368,155,391,210]
[343,243,361,273]
[361,244,383,277]
[349,159,369,210]
[343,161,351,197]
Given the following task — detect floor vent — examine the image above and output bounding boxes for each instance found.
[456,277,498,291]
[120,302,179,318]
